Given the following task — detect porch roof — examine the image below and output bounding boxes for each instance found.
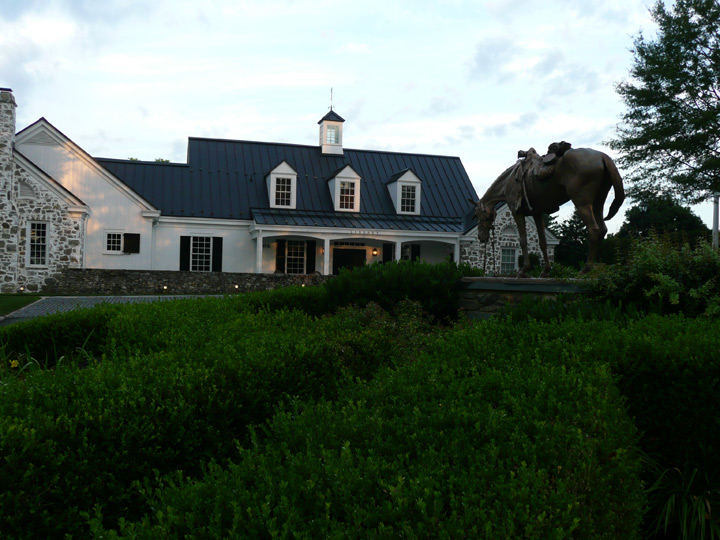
[252,208,466,233]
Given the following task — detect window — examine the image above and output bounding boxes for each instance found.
[275,177,292,207]
[106,232,122,252]
[29,222,47,266]
[180,236,223,272]
[326,125,339,144]
[286,241,306,274]
[501,248,516,275]
[401,185,416,213]
[191,237,211,271]
[275,239,316,274]
[105,232,141,254]
[339,181,355,210]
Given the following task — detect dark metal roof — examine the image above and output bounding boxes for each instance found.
[318,110,345,123]
[96,137,479,231]
[253,208,466,232]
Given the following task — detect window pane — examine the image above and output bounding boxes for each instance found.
[339,181,355,210]
[30,223,47,266]
[275,177,292,206]
[106,233,122,251]
[326,125,338,144]
[286,240,305,274]
[401,185,416,212]
[191,236,212,272]
[500,248,516,275]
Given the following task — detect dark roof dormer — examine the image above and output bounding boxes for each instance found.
[318,110,345,156]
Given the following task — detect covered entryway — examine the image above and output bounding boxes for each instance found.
[332,248,366,274]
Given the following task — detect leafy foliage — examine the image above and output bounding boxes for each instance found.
[553,210,588,268]
[617,195,709,241]
[104,317,646,539]
[608,0,720,203]
[582,234,720,316]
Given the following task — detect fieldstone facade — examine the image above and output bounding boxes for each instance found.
[0,89,86,292]
[461,206,555,275]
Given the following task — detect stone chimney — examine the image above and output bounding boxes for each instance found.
[0,88,18,292]
[0,88,16,178]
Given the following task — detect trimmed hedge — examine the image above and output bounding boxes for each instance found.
[0,301,434,538]
[105,317,645,539]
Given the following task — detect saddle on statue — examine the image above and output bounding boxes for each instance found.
[517,141,572,182]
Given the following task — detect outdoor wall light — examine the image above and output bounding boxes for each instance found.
[234,284,239,289]
[18,286,25,292]
[162,285,168,290]
[372,248,378,256]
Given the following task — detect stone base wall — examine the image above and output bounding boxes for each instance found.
[41,269,331,295]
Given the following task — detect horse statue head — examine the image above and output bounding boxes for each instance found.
[472,201,496,243]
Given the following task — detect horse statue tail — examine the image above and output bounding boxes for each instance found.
[603,153,625,221]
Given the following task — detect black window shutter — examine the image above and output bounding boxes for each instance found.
[275,239,286,273]
[122,233,140,254]
[305,240,316,274]
[411,244,421,262]
[382,243,394,264]
[212,237,223,272]
[180,236,190,271]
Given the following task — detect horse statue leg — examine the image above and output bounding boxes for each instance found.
[575,203,608,273]
[512,212,532,278]
[532,213,552,278]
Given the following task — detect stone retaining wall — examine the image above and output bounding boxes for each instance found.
[457,277,583,318]
[41,268,330,295]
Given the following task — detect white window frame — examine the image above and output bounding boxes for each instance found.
[104,230,124,254]
[27,221,48,267]
[267,161,297,209]
[191,236,213,272]
[285,240,306,274]
[500,248,517,275]
[400,184,417,213]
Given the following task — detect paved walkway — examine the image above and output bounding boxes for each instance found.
[0,295,204,326]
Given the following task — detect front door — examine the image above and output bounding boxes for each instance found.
[332,248,366,275]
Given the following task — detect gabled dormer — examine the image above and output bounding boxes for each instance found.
[327,164,361,212]
[386,168,422,215]
[318,110,345,156]
[266,161,298,209]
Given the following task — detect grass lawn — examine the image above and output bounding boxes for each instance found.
[0,295,40,317]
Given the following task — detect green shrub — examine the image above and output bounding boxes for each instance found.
[583,235,720,317]
[323,260,465,321]
[108,318,644,539]
[0,301,434,539]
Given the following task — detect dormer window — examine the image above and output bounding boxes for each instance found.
[401,185,417,213]
[318,110,345,155]
[387,169,422,215]
[266,161,297,209]
[328,164,361,212]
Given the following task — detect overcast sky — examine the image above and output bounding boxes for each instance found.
[2,0,712,231]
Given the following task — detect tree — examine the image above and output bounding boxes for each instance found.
[617,194,709,240]
[553,211,588,268]
[608,0,720,204]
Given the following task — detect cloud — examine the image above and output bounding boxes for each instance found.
[481,111,539,138]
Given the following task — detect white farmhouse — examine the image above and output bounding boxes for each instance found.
[0,88,556,293]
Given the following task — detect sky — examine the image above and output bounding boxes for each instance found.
[2,0,714,232]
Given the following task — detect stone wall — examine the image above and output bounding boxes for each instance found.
[0,89,19,292]
[12,162,84,292]
[461,206,554,274]
[42,268,330,295]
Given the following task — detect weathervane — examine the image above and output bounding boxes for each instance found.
[329,87,333,111]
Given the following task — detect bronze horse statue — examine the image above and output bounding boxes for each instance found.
[472,146,624,277]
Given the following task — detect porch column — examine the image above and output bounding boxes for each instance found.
[255,231,263,273]
[454,239,461,264]
[323,238,331,275]
[395,241,402,261]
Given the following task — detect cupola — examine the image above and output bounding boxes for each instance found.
[318,110,345,156]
